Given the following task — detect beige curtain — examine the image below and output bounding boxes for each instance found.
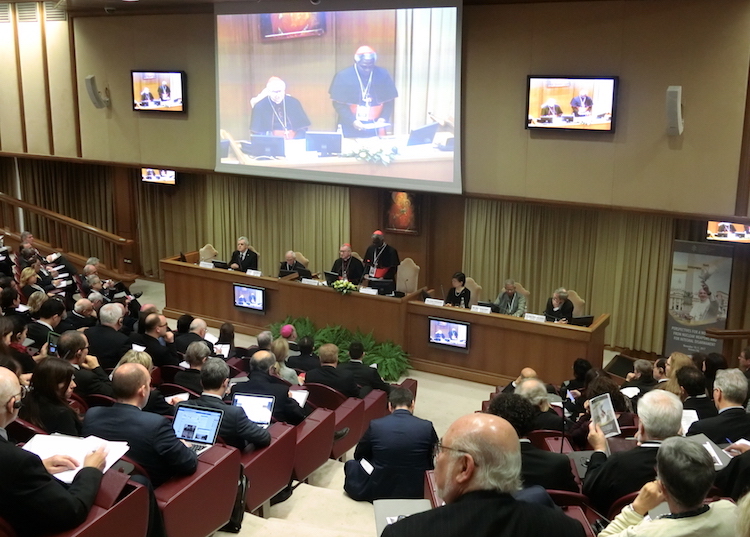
[463,199,674,353]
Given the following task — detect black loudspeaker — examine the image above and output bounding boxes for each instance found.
[604,354,638,382]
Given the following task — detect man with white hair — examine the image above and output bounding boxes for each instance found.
[687,368,750,443]
[57,298,97,332]
[86,303,131,369]
[516,377,571,431]
[493,279,527,317]
[175,317,214,356]
[583,390,683,515]
[228,236,257,272]
[543,287,574,323]
[250,76,310,140]
[381,413,585,537]
[278,251,306,277]
[331,243,364,285]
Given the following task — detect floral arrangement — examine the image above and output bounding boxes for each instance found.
[343,145,397,166]
[332,280,358,295]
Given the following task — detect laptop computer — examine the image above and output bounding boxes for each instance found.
[478,301,500,314]
[406,122,439,146]
[568,316,595,327]
[324,271,340,286]
[279,268,313,280]
[232,393,275,429]
[172,404,224,455]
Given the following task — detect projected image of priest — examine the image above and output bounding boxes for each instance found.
[329,46,398,138]
[570,90,593,117]
[541,98,563,117]
[250,77,311,140]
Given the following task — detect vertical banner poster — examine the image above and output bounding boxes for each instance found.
[664,240,733,356]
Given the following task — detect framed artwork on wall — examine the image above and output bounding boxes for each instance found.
[384,191,420,235]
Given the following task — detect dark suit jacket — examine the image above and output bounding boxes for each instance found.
[381,490,585,537]
[286,352,320,372]
[543,298,574,322]
[20,396,82,436]
[305,365,359,398]
[231,370,306,425]
[173,369,203,395]
[278,260,306,277]
[582,443,660,515]
[57,311,97,333]
[26,320,53,350]
[338,360,391,397]
[85,324,132,370]
[331,256,365,285]
[82,402,197,487]
[129,333,179,367]
[349,409,437,500]
[185,395,271,451]
[519,441,578,492]
[72,364,115,398]
[687,407,750,443]
[0,435,102,537]
[531,408,572,433]
[683,395,718,421]
[229,249,258,272]
[174,332,214,356]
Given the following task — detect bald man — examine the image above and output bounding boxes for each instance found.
[0,367,107,536]
[501,367,538,394]
[382,413,585,537]
[175,317,215,356]
[250,76,310,140]
[57,298,97,332]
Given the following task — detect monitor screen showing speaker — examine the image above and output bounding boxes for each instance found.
[141,168,176,185]
[428,316,469,352]
[707,220,750,243]
[215,0,462,194]
[526,76,618,132]
[233,283,266,312]
[132,71,186,112]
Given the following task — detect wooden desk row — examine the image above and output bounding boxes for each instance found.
[161,254,608,385]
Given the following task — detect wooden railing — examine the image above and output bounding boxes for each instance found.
[0,192,136,279]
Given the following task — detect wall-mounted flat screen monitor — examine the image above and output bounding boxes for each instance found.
[233,283,266,312]
[526,76,618,132]
[215,0,462,194]
[132,71,186,112]
[428,316,469,351]
[141,168,176,185]
[707,220,750,243]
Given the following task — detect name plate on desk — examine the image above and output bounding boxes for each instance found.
[246,269,262,277]
[524,313,546,322]
[199,261,214,269]
[425,298,444,306]
[471,305,492,314]
[301,278,320,286]
[360,287,378,295]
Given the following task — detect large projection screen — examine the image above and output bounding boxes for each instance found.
[215,0,462,194]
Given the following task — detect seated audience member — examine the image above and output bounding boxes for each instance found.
[559,358,592,397]
[543,287,574,323]
[8,316,38,374]
[583,390,683,515]
[20,357,81,436]
[1,287,30,323]
[286,335,320,372]
[87,292,106,317]
[598,436,737,537]
[620,359,658,394]
[0,367,107,537]
[703,352,729,397]
[246,330,273,361]
[82,363,197,488]
[502,367,538,394]
[331,243,364,285]
[175,317,214,355]
[26,297,65,350]
[516,377,572,433]
[692,352,707,371]
[129,313,179,367]
[57,299,97,332]
[738,346,750,381]
[659,351,696,396]
[444,272,471,308]
[381,413,585,537]
[175,314,194,336]
[19,266,46,299]
[654,357,668,383]
[488,393,578,492]
[493,279,527,317]
[84,258,142,301]
[278,251,306,277]
[134,304,159,335]
[173,341,209,394]
[58,330,115,398]
[216,322,236,359]
[85,303,131,369]
[184,357,270,452]
[115,350,175,416]
[678,366,718,420]
[687,368,750,443]
[228,236,258,272]
[345,387,437,501]
[339,340,391,397]
[279,324,300,354]
[26,290,48,319]
[271,337,300,385]
[568,375,635,449]
[231,351,306,425]
[305,343,359,398]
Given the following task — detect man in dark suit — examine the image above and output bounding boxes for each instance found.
[85,303,131,369]
[129,313,179,367]
[231,351,306,425]
[278,251,306,277]
[26,297,66,349]
[583,390,683,515]
[543,288,574,323]
[516,377,572,432]
[228,236,258,272]
[381,413,585,537]
[677,366,718,420]
[305,343,359,398]
[687,368,750,443]
[331,243,364,285]
[286,336,320,372]
[83,362,197,488]
[175,318,215,356]
[488,393,578,492]
[338,341,391,398]
[59,329,115,398]
[181,358,270,452]
[57,298,97,332]
[345,387,436,501]
[620,359,659,395]
[501,367,538,394]
[0,366,107,537]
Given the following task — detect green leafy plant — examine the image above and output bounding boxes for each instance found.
[314,324,354,363]
[269,316,316,340]
[365,340,410,382]
[342,145,397,166]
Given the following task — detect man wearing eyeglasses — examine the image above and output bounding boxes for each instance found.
[128,313,179,367]
[382,413,585,537]
[0,366,107,536]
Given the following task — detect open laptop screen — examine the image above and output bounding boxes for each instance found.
[173,405,224,445]
[232,394,275,428]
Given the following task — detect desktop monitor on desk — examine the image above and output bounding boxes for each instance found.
[242,136,285,158]
[367,279,395,296]
[306,132,342,157]
[407,123,439,146]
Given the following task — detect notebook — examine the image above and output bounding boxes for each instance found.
[232,393,275,429]
[172,404,224,455]
[289,390,309,408]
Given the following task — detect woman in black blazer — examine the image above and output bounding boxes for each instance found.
[20,357,82,436]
